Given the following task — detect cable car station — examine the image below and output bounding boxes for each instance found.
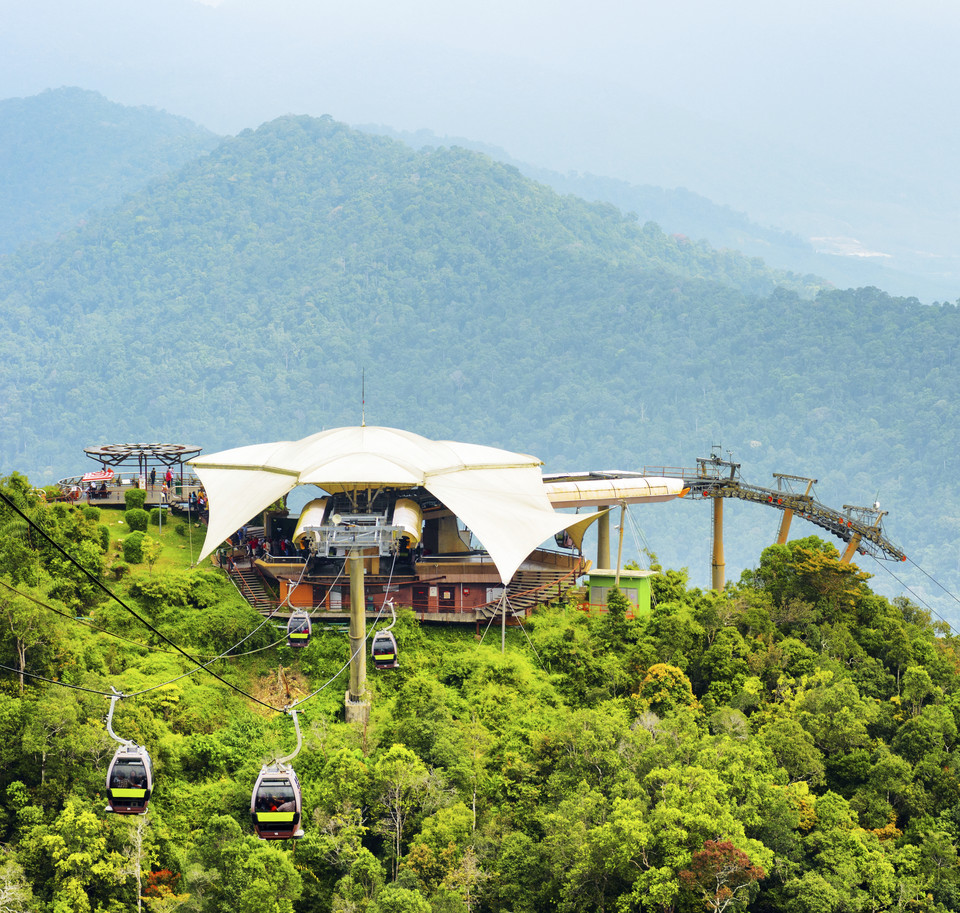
[183,425,906,724]
[0,425,911,843]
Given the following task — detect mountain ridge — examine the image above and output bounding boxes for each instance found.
[0,111,957,610]
[0,87,219,254]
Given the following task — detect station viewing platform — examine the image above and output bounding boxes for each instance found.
[57,475,205,509]
[56,442,205,510]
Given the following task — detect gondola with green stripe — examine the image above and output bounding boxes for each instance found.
[104,689,154,815]
[251,709,305,840]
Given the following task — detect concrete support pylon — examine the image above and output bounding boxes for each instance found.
[344,548,370,725]
[711,498,725,591]
[597,505,611,568]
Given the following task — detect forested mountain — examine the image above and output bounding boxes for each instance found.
[362,124,943,302]
[0,88,219,252]
[1,480,960,912]
[0,113,958,616]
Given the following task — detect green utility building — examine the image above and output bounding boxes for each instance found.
[585,568,654,618]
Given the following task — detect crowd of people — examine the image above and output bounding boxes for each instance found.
[61,464,217,519]
[186,489,209,520]
[84,482,110,500]
[217,526,308,570]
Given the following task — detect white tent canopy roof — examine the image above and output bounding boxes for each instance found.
[189,426,575,583]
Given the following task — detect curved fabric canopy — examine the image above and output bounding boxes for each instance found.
[190,426,574,584]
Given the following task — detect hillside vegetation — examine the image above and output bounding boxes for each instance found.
[0,113,959,612]
[0,88,219,253]
[362,123,934,301]
[1,473,960,912]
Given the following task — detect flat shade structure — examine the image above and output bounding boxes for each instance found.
[82,468,115,483]
[190,427,575,584]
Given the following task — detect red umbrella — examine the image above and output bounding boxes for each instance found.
[81,468,115,483]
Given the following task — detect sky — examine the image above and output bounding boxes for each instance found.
[4,0,955,150]
[2,0,959,297]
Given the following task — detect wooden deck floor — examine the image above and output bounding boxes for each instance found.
[68,484,204,510]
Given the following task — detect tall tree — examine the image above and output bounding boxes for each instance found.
[679,839,765,913]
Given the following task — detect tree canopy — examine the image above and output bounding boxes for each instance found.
[2,471,960,911]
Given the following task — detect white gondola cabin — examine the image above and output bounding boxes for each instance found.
[286,611,312,648]
[250,765,304,840]
[371,630,399,670]
[105,744,153,815]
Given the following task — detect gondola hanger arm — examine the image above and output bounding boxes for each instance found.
[105,687,131,747]
[384,597,397,632]
[276,708,303,765]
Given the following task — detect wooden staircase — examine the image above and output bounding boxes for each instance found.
[478,566,582,619]
[228,563,276,611]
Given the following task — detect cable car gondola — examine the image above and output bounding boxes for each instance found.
[106,745,153,815]
[250,709,305,840]
[104,689,153,815]
[286,611,312,648]
[371,629,399,670]
[251,764,304,839]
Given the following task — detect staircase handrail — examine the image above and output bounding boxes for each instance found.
[480,558,586,614]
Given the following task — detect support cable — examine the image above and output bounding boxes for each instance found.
[269,543,314,612]
[121,603,290,698]
[0,578,286,660]
[1,617,290,700]
[476,591,509,648]
[0,662,115,696]
[372,552,400,634]
[286,551,399,710]
[287,599,388,710]
[625,507,654,569]
[0,577,158,651]
[870,556,960,638]
[512,613,547,671]
[904,556,960,610]
[0,490,283,712]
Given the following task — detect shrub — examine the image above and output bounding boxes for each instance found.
[142,535,163,572]
[125,509,149,532]
[150,508,162,526]
[110,561,130,581]
[174,522,187,538]
[124,488,147,511]
[98,524,110,552]
[82,505,101,522]
[123,531,146,564]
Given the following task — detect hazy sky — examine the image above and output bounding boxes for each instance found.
[2,0,959,296]
[4,0,955,147]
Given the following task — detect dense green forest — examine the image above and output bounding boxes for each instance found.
[0,88,218,254]
[362,124,928,301]
[1,109,959,616]
[3,471,960,912]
